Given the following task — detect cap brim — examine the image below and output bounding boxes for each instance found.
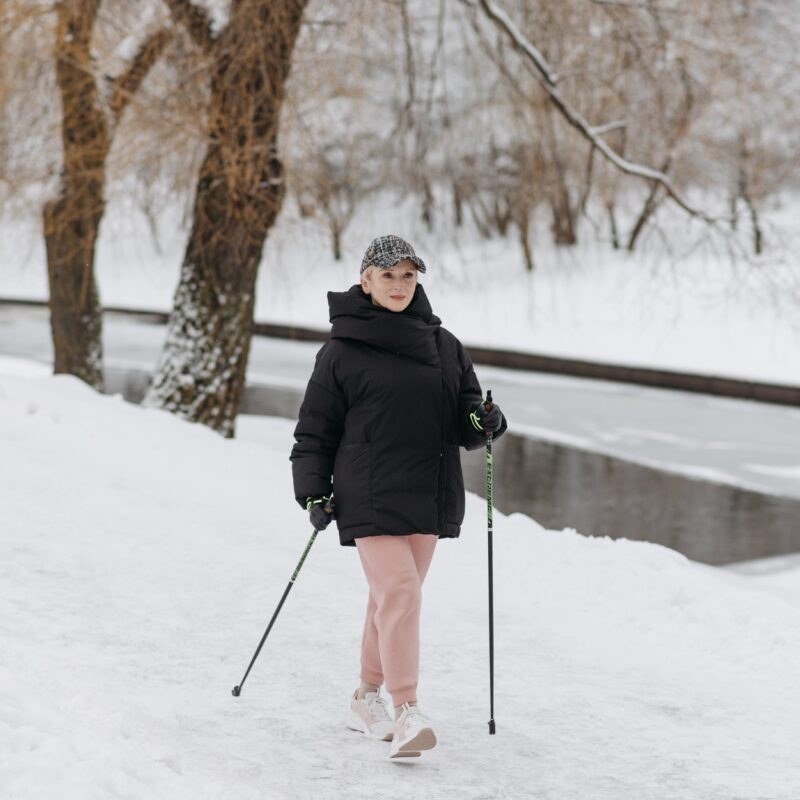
[371,255,426,273]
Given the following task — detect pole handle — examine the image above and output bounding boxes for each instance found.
[483,389,493,438]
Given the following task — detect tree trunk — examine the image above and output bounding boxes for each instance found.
[43,3,170,390]
[549,190,577,245]
[332,225,342,261]
[577,145,595,217]
[607,203,620,250]
[43,0,109,391]
[742,192,763,255]
[544,108,577,246]
[518,218,534,272]
[43,193,105,389]
[494,197,511,236]
[627,156,672,252]
[736,137,763,255]
[452,180,463,227]
[145,1,308,437]
[729,194,738,231]
[421,176,434,230]
[468,195,493,239]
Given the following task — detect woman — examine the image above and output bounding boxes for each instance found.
[290,234,507,759]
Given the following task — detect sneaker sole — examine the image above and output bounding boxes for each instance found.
[389,750,421,759]
[347,711,394,741]
[390,726,437,758]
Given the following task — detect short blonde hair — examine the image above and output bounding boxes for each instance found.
[361,262,418,282]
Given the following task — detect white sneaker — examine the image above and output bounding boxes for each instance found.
[389,702,437,759]
[347,688,394,741]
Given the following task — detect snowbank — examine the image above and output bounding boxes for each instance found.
[1,365,798,799]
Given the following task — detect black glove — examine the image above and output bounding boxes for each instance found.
[468,400,503,434]
[306,495,335,531]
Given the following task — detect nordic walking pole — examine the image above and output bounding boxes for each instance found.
[231,499,332,697]
[484,389,496,735]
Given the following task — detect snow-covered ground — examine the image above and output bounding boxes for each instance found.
[2,355,799,799]
[2,190,799,387]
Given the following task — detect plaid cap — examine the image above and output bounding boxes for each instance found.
[359,234,427,274]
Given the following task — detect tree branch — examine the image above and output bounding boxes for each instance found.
[590,119,627,137]
[162,0,215,53]
[108,27,172,123]
[58,0,102,51]
[463,0,726,225]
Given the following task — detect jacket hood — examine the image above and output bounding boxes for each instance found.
[327,283,442,366]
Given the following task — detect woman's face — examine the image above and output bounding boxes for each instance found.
[360,260,418,313]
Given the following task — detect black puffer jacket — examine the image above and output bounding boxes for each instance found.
[290,283,508,547]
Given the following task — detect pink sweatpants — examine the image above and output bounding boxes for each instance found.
[355,533,438,708]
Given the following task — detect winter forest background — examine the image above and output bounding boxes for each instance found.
[2,1,800,798]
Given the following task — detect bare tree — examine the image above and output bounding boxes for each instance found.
[687,1,800,256]
[291,132,384,260]
[456,0,800,260]
[144,0,309,437]
[461,0,723,223]
[281,6,389,262]
[42,1,170,390]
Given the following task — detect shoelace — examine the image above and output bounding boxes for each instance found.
[398,703,427,724]
[365,693,391,722]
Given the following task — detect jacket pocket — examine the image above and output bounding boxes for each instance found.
[333,443,374,527]
[443,443,466,526]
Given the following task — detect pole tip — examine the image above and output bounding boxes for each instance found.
[232,686,241,697]
[488,719,496,734]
